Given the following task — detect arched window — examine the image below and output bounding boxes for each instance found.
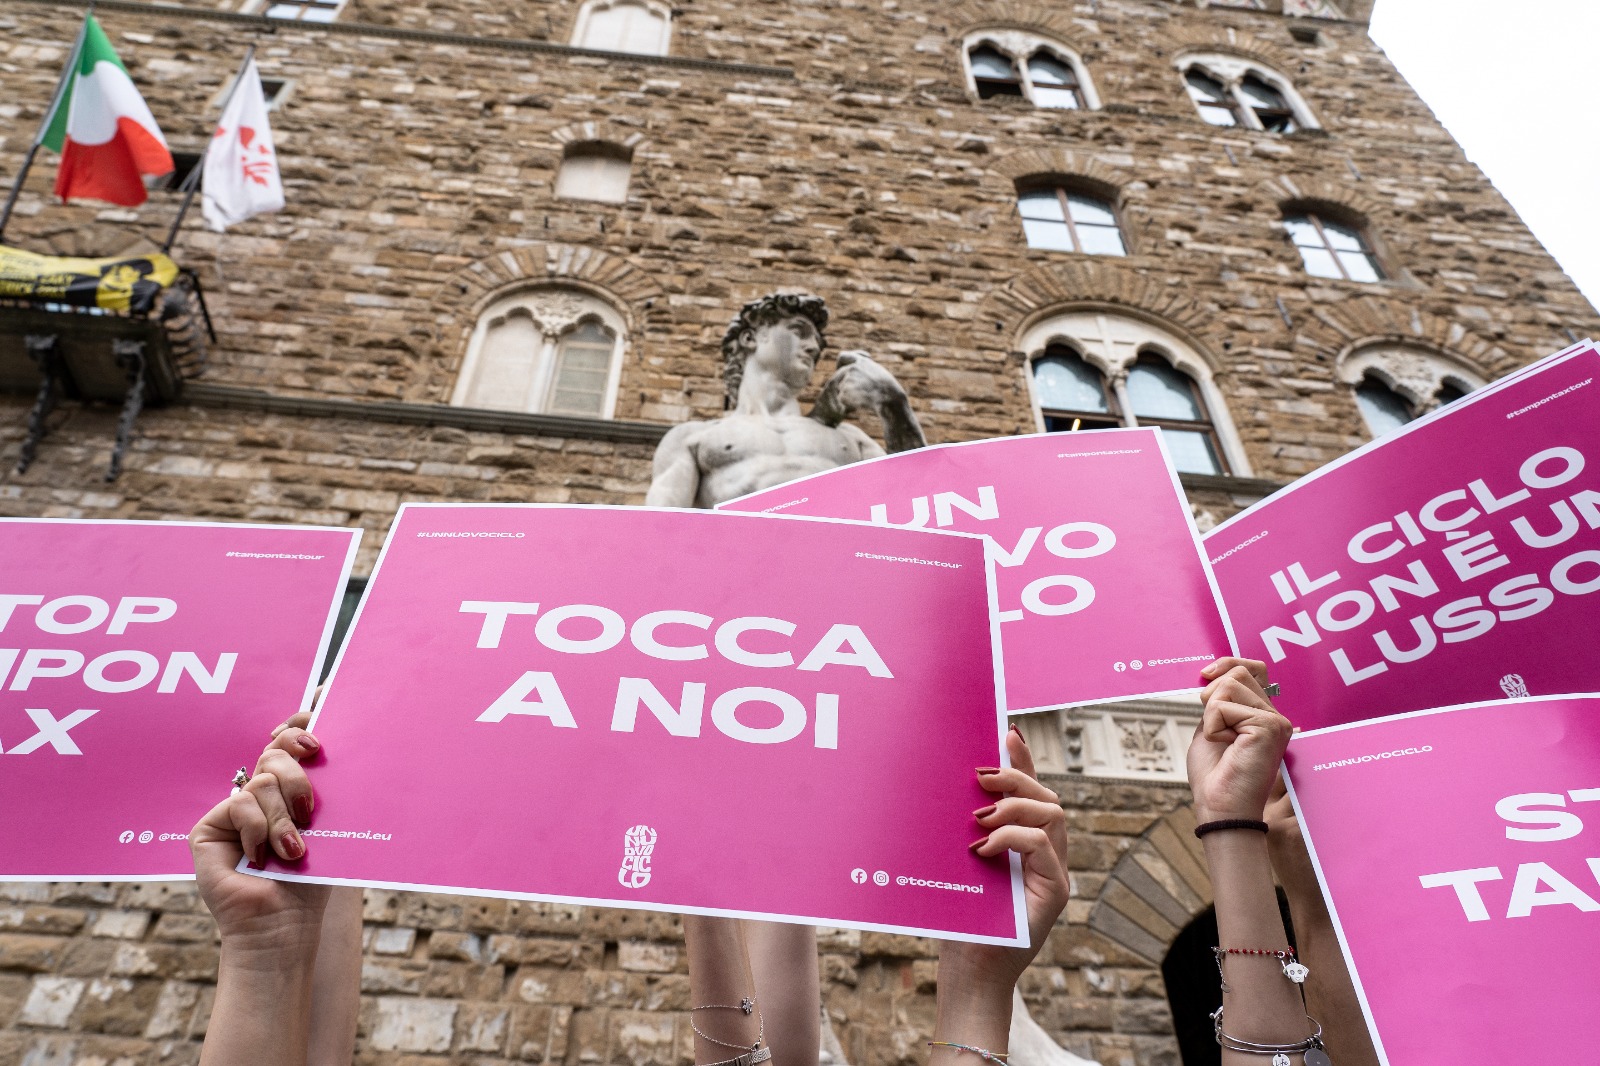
[1338,344,1485,439]
[1283,212,1384,282]
[1178,56,1314,133]
[1126,357,1227,476]
[572,0,671,56]
[1017,185,1126,256]
[1354,375,1415,437]
[1184,69,1239,127]
[555,142,633,204]
[1237,75,1297,132]
[963,32,1097,109]
[968,45,1022,98]
[1022,312,1250,477]
[1032,346,1122,432]
[452,288,627,419]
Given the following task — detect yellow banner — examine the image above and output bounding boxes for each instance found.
[0,244,179,315]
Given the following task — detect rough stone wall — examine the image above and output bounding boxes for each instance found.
[1,0,1597,1063]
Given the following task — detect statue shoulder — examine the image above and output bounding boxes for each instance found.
[653,418,710,454]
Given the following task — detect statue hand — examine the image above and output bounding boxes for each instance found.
[813,351,907,425]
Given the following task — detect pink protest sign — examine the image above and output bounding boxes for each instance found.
[0,519,360,880]
[1205,340,1600,730]
[720,429,1235,713]
[1284,695,1600,1065]
[264,504,1024,945]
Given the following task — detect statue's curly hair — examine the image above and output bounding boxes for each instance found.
[720,292,829,406]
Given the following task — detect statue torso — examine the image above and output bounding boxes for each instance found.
[683,413,874,508]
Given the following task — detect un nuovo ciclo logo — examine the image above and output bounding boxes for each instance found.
[619,825,657,889]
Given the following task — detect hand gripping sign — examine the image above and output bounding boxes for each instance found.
[1284,695,1600,1065]
[1205,340,1600,730]
[0,519,359,880]
[720,429,1236,713]
[258,504,1025,945]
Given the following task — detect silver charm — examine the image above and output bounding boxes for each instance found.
[1304,1049,1333,1066]
[740,997,754,1015]
[1282,959,1310,983]
[1272,1054,1291,1066]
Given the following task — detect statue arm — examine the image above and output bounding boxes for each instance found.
[645,422,702,508]
[811,351,926,453]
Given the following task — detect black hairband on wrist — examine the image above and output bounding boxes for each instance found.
[1194,818,1269,839]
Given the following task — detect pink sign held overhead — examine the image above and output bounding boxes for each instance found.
[0,519,360,880]
[1284,695,1600,1065]
[720,429,1236,713]
[1206,340,1600,730]
[262,504,1024,945]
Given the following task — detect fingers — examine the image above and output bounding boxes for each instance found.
[1006,723,1037,779]
[973,796,1064,834]
[1201,668,1275,715]
[1204,697,1294,753]
[1201,657,1269,688]
[268,725,322,762]
[973,825,1069,897]
[976,766,1058,805]
[272,710,313,739]
[245,771,306,862]
[256,747,316,828]
[190,790,271,869]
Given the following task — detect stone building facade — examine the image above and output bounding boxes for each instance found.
[0,0,1595,1063]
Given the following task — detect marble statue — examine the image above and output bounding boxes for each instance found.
[646,292,925,508]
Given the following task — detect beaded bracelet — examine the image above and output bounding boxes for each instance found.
[1213,945,1309,990]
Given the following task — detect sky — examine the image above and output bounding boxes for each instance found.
[1368,0,1600,312]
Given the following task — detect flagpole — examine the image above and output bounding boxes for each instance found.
[162,43,255,254]
[0,11,91,243]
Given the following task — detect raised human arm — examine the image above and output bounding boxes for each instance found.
[645,422,703,507]
[932,726,1070,1066]
[1189,658,1316,1065]
[1266,778,1380,1066]
[743,922,820,1066]
[684,916,765,1064]
[194,720,331,1066]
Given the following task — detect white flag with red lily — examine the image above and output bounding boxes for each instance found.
[42,15,174,207]
[202,56,284,232]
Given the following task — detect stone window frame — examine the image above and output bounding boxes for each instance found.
[570,0,674,57]
[1014,178,1130,257]
[1336,342,1486,439]
[243,0,346,23]
[959,29,1102,110]
[554,141,635,204]
[1281,207,1388,283]
[1018,308,1253,477]
[1176,52,1318,133]
[451,285,630,420]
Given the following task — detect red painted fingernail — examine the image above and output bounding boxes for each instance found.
[298,733,319,752]
[292,795,312,827]
[976,767,1001,776]
[252,843,266,868]
[281,831,304,860]
[973,804,997,819]
[968,836,990,852]
[1009,723,1027,744]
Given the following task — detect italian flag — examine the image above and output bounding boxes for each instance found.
[42,15,173,207]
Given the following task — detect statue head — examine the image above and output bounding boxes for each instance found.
[720,292,829,406]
